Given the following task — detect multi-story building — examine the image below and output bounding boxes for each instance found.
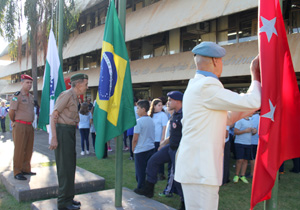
[0,0,299,101]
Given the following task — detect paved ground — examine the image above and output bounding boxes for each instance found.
[0,130,175,210]
[31,188,175,210]
[0,129,118,173]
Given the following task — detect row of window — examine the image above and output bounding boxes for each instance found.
[10,6,300,83]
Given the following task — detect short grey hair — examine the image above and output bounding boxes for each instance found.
[71,79,84,88]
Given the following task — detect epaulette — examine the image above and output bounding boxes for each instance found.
[14,91,20,96]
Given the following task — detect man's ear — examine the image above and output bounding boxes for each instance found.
[212,57,217,67]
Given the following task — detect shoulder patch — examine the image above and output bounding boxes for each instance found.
[12,97,18,101]
[14,91,20,96]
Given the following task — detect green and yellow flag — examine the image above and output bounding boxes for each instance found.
[94,0,136,159]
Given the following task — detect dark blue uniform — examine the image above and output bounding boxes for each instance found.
[146,109,183,200]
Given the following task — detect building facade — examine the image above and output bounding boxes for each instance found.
[0,0,299,101]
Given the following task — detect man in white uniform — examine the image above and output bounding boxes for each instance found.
[175,42,261,210]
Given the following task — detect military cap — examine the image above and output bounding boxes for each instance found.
[21,74,33,81]
[70,73,88,82]
[167,91,183,101]
[192,41,226,58]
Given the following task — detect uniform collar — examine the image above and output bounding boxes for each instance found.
[174,108,182,114]
[196,70,219,80]
[70,88,79,104]
[70,88,78,99]
[20,89,30,96]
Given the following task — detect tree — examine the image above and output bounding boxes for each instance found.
[0,0,77,101]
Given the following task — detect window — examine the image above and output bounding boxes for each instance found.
[290,9,300,33]
[181,21,215,51]
[239,9,258,42]
[90,12,95,29]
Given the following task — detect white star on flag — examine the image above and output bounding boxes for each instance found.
[259,16,278,42]
[261,99,276,122]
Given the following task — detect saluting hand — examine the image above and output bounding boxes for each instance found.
[250,55,261,82]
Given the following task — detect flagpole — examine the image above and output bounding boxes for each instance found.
[58,0,64,67]
[114,0,126,207]
[51,0,54,30]
[264,172,279,210]
[264,1,282,209]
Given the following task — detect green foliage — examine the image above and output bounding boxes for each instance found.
[24,0,38,42]
[0,0,78,60]
[8,39,17,60]
[0,0,18,42]
[50,0,78,44]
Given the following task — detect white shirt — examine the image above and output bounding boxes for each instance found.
[152,111,168,142]
[175,74,261,186]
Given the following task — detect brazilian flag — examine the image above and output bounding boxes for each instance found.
[94,0,136,159]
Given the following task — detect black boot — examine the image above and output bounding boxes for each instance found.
[134,180,155,198]
[178,201,185,210]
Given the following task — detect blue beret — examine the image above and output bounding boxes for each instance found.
[167,91,183,101]
[192,42,226,58]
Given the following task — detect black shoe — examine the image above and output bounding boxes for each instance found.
[22,171,36,175]
[178,201,185,210]
[14,173,27,180]
[58,204,80,210]
[134,180,155,198]
[72,200,81,206]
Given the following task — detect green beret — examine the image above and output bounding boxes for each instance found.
[70,73,88,82]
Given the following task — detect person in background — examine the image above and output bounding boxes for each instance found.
[159,107,175,197]
[222,126,230,185]
[87,97,93,111]
[250,111,260,177]
[32,101,40,130]
[78,98,83,111]
[0,101,8,133]
[290,158,300,173]
[9,74,35,181]
[135,91,185,210]
[90,105,96,153]
[149,98,168,180]
[123,130,129,151]
[132,100,155,189]
[78,102,93,155]
[127,126,134,160]
[233,116,253,184]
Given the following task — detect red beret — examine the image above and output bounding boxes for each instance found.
[21,74,33,81]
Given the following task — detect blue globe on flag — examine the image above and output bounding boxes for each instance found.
[99,52,117,100]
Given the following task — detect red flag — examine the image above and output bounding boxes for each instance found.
[250,0,300,209]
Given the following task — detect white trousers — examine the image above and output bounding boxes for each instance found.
[181,183,219,210]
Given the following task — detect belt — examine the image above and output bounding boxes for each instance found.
[15,120,32,125]
[56,123,77,128]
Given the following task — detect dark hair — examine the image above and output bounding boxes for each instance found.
[149,98,162,118]
[137,100,150,112]
[79,102,89,115]
[159,96,167,105]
